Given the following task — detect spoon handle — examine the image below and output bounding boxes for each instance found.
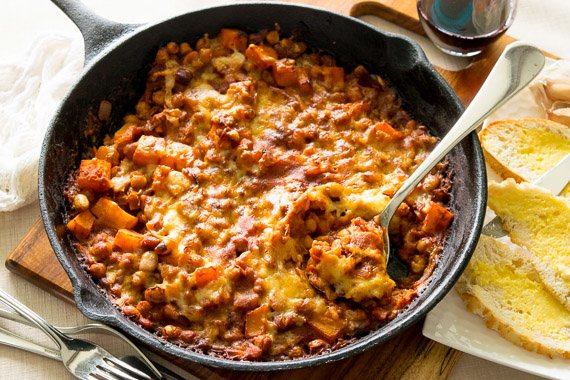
[380,42,545,226]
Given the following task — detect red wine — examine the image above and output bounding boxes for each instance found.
[417,0,517,57]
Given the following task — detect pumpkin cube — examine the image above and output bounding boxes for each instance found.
[373,121,404,141]
[321,66,344,92]
[422,201,453,233]
[77,159,112,192]
[272,59,298,87]
[112,123,138,147]
[219,28,248,52]
[114,229,144,252]
[308,316,346,343]
[66,210,96,239]
[133,135,166,166]
[245,304,269,338]
[161,141,193,170]
[95,145,119,166]
[91,197,138,230]
[245,44,278,70]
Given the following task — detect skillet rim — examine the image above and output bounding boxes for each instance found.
[38,1,486,371]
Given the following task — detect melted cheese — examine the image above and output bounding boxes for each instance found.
[68,29,453,360]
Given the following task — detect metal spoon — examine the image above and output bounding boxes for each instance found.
[376,42,545,267]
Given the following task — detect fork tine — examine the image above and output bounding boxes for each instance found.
[105,356,155,380]
[98,361,140,380]
[90,368,120,380]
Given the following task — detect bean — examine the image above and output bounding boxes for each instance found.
[305,218,317,233]
[175,68,193,85]
[73,194,90,211]
[139,251,158,272]
[154,241,171,255]
[179,42,192,56]
[182,51,199,65]
[163,304,179,320]
[141,235,161,250]
[122,305,141,319]
[162,325,181,338]
[288,346,304,358]
[131,271,146,288]
[266,30,279,45]
[199,48,213,64]
[152,90,165,105]
[123,142,137,159]
[138,317,154,329]
[89,263,106,279]
[416,237,434,254]
[119,253,138,270]
[196,36,210,49]
[303,235,313,249]
[144,286,166,303]
[308,339,329,354]
[179,330,197,343]
[134,301,150,316]
[155,48,169,64]
[166,42,179,55]
[91,241,112,260]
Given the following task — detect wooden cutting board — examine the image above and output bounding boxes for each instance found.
[5,0,545,379]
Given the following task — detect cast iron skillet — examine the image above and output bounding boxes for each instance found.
[39,0,486,371]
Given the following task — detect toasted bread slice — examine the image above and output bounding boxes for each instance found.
[480,118,570,196]
[488,179,570,309]
[456,235,570,359]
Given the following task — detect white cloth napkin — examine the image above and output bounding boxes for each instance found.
[0,33,83,211]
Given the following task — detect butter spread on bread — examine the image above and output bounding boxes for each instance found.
[488,179,570,309]
[480,118,570,196]
[456,235,570,359]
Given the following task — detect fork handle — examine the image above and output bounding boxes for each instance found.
[0,325,61,360]
[0,288,70,350]
[0,307,164,379]
[0,307,29,326]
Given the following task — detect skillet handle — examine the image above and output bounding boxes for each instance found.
[51,0,141,65]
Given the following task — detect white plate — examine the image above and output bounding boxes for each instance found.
[422,57,570,380]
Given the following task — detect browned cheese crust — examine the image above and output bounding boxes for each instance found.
[65,27,453,361]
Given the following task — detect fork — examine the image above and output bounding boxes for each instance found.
[0,288,157,380]
[0,324,185,380]
[0,308,162,379]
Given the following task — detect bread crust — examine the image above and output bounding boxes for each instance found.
[456,235,570,359]
[457,291,570,359]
